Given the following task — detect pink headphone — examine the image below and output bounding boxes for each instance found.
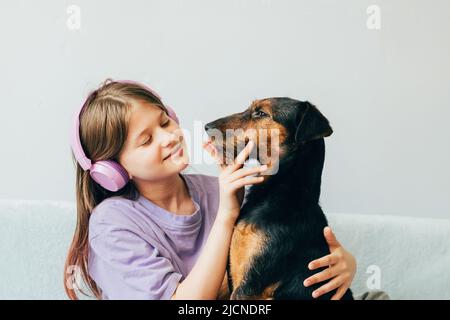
[70,80,179,192]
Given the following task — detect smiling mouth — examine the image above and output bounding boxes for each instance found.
[163,143,182,160]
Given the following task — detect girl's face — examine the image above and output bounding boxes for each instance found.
[118,99,189,182]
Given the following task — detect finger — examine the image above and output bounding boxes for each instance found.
[230,176,265,189]
[203,141,225,168]
[308,253,339,270]
[303,265,339,287]
[205,141,219,157]
[331,284,350,300]
[227,165,268,183]
[219,141,254,176]
[203,141,217,158]
[312,276,345,299]
[229,140,255,172]
[324,227,341,250]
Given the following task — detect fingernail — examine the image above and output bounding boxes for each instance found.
[304,280,310,287]
[260,165,268,171]
[312,291,319,298]
[308,263,314,269]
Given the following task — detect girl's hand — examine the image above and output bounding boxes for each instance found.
[303,227,357,300]
[203,140,267,224]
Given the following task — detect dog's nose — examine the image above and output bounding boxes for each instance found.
[204,122,215,132]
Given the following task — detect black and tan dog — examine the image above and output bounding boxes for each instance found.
[205,98,353,300]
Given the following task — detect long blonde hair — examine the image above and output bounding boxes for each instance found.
[64,79,168,299]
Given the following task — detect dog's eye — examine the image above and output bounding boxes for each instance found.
[252,110,267,118]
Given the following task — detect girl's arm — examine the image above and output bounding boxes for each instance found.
[171,208,235,299]
[172,141,266,300]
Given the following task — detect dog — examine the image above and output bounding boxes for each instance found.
[205,98,353,300]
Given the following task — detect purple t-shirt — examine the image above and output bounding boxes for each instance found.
[88,173,220,300]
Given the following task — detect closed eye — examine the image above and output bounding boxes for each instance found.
[140,120,171,146]
[141,137,151,146]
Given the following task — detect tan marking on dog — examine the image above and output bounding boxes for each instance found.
[239,281,282,300]
[230,221,267,290]
[212,98,289,174]
[260,281,281,299]
[248,121,287,176]
[251,99,272,111]
[230,281,282,300]
[253,99,273,117]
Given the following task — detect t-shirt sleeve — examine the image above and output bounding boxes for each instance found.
[88,227,183,300]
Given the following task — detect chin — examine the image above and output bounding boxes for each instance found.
[175,158,190,171]
[165,156,190,173]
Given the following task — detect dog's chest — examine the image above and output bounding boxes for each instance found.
[229,220,267,289]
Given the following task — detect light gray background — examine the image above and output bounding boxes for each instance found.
[1,0,449,219]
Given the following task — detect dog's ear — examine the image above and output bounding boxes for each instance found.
[295,101,333,144]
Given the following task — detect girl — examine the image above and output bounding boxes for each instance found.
[64,79,357,300]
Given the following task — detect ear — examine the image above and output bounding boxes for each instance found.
[295,102,333,144]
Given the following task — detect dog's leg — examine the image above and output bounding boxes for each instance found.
[230,281,280,300]
[230,255,282,300]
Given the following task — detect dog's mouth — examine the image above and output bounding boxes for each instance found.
[204,135,230,162]
[207,135,258,165]
[204,138,217,153]
[206,130,280,177]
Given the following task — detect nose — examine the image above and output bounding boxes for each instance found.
[159,129,180,148]
[204,122,215,132]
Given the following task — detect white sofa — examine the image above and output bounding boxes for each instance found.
[0,199,449,300]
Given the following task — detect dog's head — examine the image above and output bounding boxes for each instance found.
[204,98,333,171]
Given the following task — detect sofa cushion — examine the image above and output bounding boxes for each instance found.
[0,199,449,299]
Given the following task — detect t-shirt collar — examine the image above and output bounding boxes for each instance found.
[137,174,201,228]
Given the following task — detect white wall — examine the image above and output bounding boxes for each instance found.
[1,0,449,219]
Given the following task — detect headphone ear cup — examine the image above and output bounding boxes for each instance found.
[89,160,129,192]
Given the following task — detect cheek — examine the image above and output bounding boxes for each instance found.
[144,146,163,165]
[126,147,162,174]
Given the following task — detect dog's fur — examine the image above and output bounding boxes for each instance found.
[205,98,353,300]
